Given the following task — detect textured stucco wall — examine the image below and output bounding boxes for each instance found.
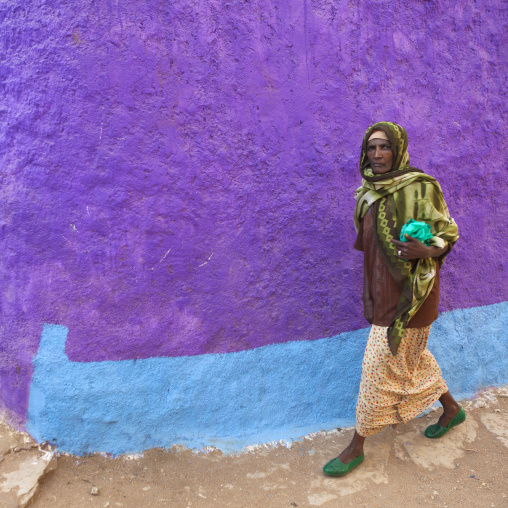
[1,0,507,443]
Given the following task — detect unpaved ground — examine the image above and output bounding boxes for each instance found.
[3,387,508,507]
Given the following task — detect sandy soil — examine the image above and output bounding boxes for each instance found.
[7,387,508,507]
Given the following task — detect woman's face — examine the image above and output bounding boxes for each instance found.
[366,130,393,174]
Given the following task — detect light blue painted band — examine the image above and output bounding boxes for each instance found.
[26,302,507,455]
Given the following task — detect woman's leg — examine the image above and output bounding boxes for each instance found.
[336,431,366,464]
[332,326,395,465]
[338,392,461,460]
[436,391,461,427]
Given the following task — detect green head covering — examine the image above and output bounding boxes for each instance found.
[360,121,418,182]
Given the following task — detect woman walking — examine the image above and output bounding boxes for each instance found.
[323,122,465,477]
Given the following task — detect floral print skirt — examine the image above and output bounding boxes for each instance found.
[356,325,448,437]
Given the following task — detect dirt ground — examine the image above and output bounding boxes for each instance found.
[4,387,508,508]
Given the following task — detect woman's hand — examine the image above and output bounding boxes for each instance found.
[390,234,448,260]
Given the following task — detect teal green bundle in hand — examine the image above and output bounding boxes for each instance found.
[400,220,433,245]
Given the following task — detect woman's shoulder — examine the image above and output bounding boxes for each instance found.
[404,173,443,194]
[398,175,449,214]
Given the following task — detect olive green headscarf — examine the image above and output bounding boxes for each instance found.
[354,122,459,355]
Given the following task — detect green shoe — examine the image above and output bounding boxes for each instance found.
[425,407,466,439]
[323,454,364,477]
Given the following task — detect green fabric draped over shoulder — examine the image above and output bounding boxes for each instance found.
[354,122,459,356]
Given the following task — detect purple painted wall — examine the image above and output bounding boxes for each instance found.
[1,0,506,425]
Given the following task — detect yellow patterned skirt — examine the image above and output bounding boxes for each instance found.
[356,324,448,437]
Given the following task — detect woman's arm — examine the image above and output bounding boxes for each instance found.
[390,234,448,260]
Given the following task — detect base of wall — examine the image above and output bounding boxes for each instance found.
[26,302,507,455]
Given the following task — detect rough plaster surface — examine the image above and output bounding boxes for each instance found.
[310,442,389,499]
[480,413,508,448]
[0,450,56,508]
[1,0,507,425]
[394,415,478,471]
[26,303,507,455]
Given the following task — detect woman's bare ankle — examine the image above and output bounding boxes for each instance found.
[438,391,461,426]
[337,432,365,463]
[438,404,460,427]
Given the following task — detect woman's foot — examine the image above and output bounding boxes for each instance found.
[323,430,365,476]
[437,403,461,427]
[337,439,364,464]
[425,407,465,438]
[437,391,461,427]
[323,454,364,477]
[425,391,465,439]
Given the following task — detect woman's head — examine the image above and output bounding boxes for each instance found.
[360,122,411,180]
[366,130,393,174]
